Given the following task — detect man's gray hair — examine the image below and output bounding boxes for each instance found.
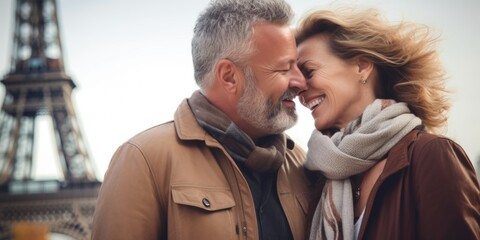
[192,0,294,89]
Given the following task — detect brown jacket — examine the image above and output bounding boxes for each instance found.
[353,130,480,239]
[92,99,315,240]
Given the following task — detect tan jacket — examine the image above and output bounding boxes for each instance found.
[92,99,315,240]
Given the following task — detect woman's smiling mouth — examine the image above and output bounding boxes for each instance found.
[301,95,325,110]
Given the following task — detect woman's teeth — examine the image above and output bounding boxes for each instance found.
[306,97,324,110]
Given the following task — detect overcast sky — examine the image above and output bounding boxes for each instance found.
[0,0,479,181]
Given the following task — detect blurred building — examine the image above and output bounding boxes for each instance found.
[0,0,100,239]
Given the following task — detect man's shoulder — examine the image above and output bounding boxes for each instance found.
[133,120,175,137]
[126,121,176,148]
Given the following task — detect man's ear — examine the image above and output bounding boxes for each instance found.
[215,59,241,94]
[357,56,374,80]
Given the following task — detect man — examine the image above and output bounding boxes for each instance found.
[92,0,314,239]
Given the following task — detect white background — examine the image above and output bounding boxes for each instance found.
[0,0,479,180]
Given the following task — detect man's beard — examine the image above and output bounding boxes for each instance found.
[237,66,297,135]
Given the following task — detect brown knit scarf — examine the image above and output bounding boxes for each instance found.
[188,91,293,172]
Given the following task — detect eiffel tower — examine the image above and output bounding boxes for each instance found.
[0,0,100,239]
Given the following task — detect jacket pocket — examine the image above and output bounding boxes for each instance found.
[171,186,237,239]
[172,185,236,210]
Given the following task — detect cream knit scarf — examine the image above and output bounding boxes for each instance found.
[306,99,422,240]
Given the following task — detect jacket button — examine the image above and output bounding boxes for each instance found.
[202,198,211,208]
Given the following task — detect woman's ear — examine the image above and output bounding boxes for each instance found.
[215,59,240,94]
[357,57,374,80]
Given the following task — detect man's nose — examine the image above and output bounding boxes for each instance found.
[289,64,307,94]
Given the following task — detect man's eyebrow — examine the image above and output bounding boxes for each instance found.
[273,59,295,69]
[281,59,296,68]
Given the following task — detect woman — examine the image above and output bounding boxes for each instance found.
[295,7,480,240]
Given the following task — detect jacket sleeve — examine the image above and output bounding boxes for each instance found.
[412,136,480,239]
[91,142,162,240]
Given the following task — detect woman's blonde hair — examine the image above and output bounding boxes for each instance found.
[296,7,450,133]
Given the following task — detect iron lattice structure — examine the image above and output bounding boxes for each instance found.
[0,0,100,239]
[0,181,99,240]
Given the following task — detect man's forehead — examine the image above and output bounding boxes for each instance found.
[250,23,297,61]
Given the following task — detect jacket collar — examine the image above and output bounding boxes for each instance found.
[381,130,421,178]
[174,96,209,142]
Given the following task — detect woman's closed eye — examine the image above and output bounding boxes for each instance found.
[298,61,315,79]
[300,67,313,79]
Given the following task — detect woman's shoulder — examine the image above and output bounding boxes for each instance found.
[406,130,474,174]
[389,130,462,161]
[410,131,465,155]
